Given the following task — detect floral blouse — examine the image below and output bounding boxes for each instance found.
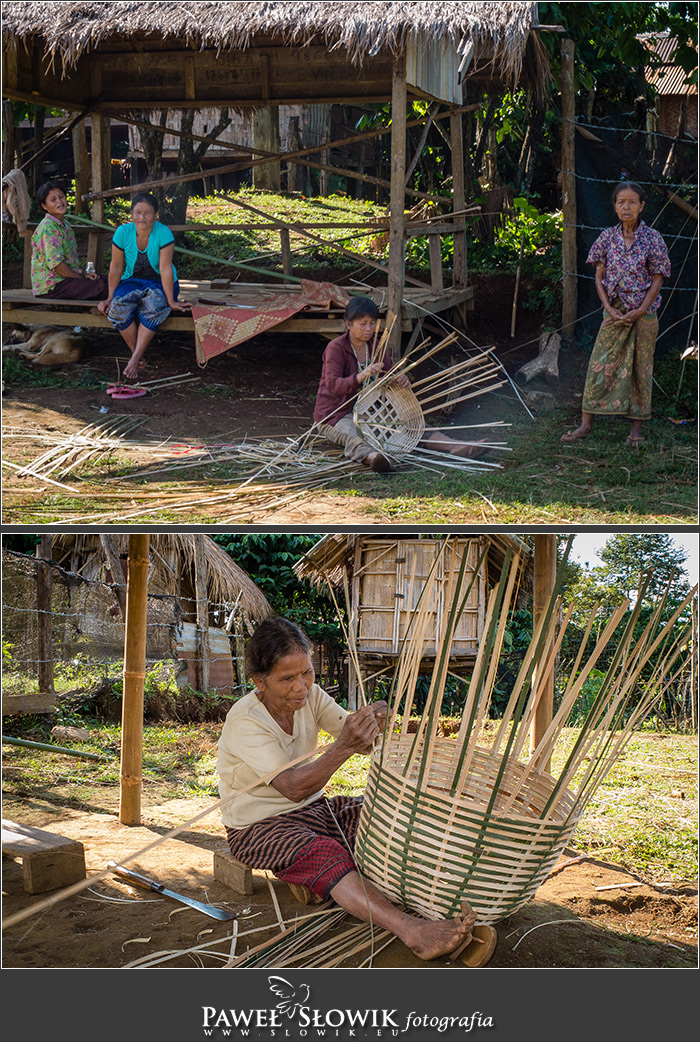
[586,221,670,313]
[31,213,81,295]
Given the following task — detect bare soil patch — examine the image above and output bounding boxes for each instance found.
[3,796,696,970]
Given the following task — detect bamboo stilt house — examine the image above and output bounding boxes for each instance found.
[1,2,549,352]
[294,533,533,708]
[350,539,696,925]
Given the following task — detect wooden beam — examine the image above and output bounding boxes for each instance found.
[18,103,97,174]
[387,51,408,361]
[450,111,468,290]
[530,535,557,770]
[87,111,107,272]
[560,37,577,337]
[194,536,210,694]
[35,536,54,695]
[120,534,150,826]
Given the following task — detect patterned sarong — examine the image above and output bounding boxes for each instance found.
[225,794,362,898]
[191,279,350,367]
[582,303,659,420]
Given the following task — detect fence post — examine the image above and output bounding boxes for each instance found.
[530,535,557,771]
[35,536,54,694]
[194,536,210,694]
[120,534,150,826]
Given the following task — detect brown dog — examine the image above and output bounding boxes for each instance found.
[2,324,87,365]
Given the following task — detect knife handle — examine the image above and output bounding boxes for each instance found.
[109,862,165,894]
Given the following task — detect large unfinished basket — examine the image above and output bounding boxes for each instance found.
[355,735,577,924]
[353,382,425,457]
[349,538,694,927]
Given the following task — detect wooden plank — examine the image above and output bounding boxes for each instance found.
[213,849,253,895]
[2,692,57,716]
[2,819,86,894]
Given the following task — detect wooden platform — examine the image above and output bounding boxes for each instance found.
[2,819,87,894]
[2,281,473,338]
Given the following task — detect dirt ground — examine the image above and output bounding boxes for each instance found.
[1,273,595,525]
[3,793,696,970]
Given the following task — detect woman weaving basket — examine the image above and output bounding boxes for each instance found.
[216,617,482,962]
[561,182,671,447]
[314,297,486,471]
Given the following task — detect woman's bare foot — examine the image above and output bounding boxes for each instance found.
[366,451,393,472]
[561,424,591,443]
[402,905,477,961]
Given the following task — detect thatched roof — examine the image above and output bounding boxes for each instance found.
[50,534,273,619]
[294,533,534,591]
[2,1,543,84]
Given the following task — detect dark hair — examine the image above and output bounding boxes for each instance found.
[36,181,65,207]
[130,192,159,213]
[344,296,379,323]
[611,181,646,205]
[245,617,312,678]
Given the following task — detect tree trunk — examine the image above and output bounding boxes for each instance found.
[137,110,168,211]
[168,107,232,229]
[252,107,280,192]
[36,536,54,695]
[2,100,16,171]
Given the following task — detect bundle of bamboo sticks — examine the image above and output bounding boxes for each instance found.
[354,538,696,924]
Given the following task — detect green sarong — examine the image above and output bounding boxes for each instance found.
[582,305,658,420]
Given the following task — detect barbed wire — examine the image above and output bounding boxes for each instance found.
[573,117,699,146]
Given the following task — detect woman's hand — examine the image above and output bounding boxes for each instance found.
[614,306,645,326]
[393,374,411,389]
[357,362,384,384]
[603,304,625,322]
[168,299,192,312]
[336,701,388,755]
[97,298,112,315]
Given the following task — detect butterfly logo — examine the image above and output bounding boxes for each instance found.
[268,976,311,1019]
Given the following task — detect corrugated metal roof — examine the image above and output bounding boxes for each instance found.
[642,34,698,96]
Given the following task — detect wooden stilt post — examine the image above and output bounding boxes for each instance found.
[120,534,150,826]
[450,111,468,290]
[87,111,107,272]
[194,536,210,694]
[36,536,54,694]
[387,50,407,362]
[530,535,557,771]
[561,37,577,337]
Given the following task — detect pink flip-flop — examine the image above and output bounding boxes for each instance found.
[106,384,148,399]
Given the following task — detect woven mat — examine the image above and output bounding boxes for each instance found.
[192,279,350,366]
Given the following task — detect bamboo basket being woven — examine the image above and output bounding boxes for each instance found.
[351,538,695,926]
[353,382,425,457]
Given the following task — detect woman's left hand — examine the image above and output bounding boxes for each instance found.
[393,374,411,389]
[614,307,644,326]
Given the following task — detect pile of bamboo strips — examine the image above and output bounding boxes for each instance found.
[354,537,696,925]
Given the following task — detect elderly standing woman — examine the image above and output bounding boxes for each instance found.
[31,182,109,300]
[217,617,476,961]
[97,192,190,379]
[562,182,671,447]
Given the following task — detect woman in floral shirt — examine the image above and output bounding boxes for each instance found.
[31,182,108,299]
[561,182,670,447]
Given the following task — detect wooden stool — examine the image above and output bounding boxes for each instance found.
[2,819,86,894]
[213,849,253,895]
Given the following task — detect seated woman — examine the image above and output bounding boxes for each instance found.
[31,182,109,300]
[314,296,485,471]
[97,192,190,379]
[216,617,476,961]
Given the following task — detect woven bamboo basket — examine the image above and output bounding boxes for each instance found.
[354,735,578,925]
[353,382,425,457]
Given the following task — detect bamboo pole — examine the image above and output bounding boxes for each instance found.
[561,36,578,336]
[529,535,558,771]
[120,534,150,826]
[194,535,210,694]
[35,535,54,694]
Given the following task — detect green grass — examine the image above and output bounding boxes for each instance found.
[6,716,694,884]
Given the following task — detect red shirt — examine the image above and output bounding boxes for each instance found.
[313,331,391,425]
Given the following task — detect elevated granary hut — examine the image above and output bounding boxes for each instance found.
[2,2,548,354]
[295,533,534,708]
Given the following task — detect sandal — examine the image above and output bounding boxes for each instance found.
[106,384,148,399]
[625,435,645,446]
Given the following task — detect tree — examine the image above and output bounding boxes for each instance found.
[596,533,691,601]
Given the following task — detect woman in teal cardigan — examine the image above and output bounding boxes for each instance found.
[98,192,191,379]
